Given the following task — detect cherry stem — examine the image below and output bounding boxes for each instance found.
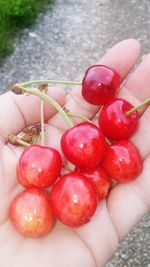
[126,98,150,116]
[105,137,112,145]
[32,134,39,144]
[40,99,45,145]
[63,165,73,173]
[67,112,91,123]
[16,139,30,147]
[17,86,73,128]
[17,80,81,87]
[8,134,30,147]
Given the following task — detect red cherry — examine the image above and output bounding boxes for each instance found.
[17,145,62,188]
[50,172,97,227]
[99,98,139,140]
[102,140,143,182]
[75,166,111,200]
[61,122,107,169]
[9,188,55,237]
[82,65,121,105]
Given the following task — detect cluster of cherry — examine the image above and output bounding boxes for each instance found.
[9,65,143,237]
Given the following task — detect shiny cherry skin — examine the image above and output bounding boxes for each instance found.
[102,140,143,182]
[61,122,107,169]
[10,188,55,237]
[50,172,97,227]
[99,98,139,140]
[17,144,62,188]
[82,65,121,105]
[75,165,111,200]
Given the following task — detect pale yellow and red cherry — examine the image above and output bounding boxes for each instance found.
[17,144,62,188]
[50,172,97,227]
[75,165,111,200]
[9,188,55,237]
[99,98,139,140]
[82,65,121,105]
[61,122,107,169]
[102,140,143,182]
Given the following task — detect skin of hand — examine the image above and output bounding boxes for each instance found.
[0,39,149,267]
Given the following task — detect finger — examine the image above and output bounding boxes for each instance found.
[49,39,141,130]
[120,54,150,104]
[107,156,150,240]
[119,54,150,112]
[131,113,150,159]
[0,144,24,224]
[118,54,150,158]
[0,87,66,143]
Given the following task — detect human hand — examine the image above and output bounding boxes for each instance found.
[0,39,149,267]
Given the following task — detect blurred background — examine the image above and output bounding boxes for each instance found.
[0,0,150,266]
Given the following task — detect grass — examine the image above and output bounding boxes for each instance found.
[0,0,54,63]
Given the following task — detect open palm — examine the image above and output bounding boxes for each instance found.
[0,39,149,267]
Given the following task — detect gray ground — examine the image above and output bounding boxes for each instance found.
[0,0,149,266]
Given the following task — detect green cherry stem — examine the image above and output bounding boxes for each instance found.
[39,84,48,145]
[63,165,73,173]
[40,99,45,145]
[16,139,30,147]
[67,112,92,123]
[17,80,81,87]
[8,134,30,147]
[105,137,112,145]
[126,98,150,116]
[17,87,73,128]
